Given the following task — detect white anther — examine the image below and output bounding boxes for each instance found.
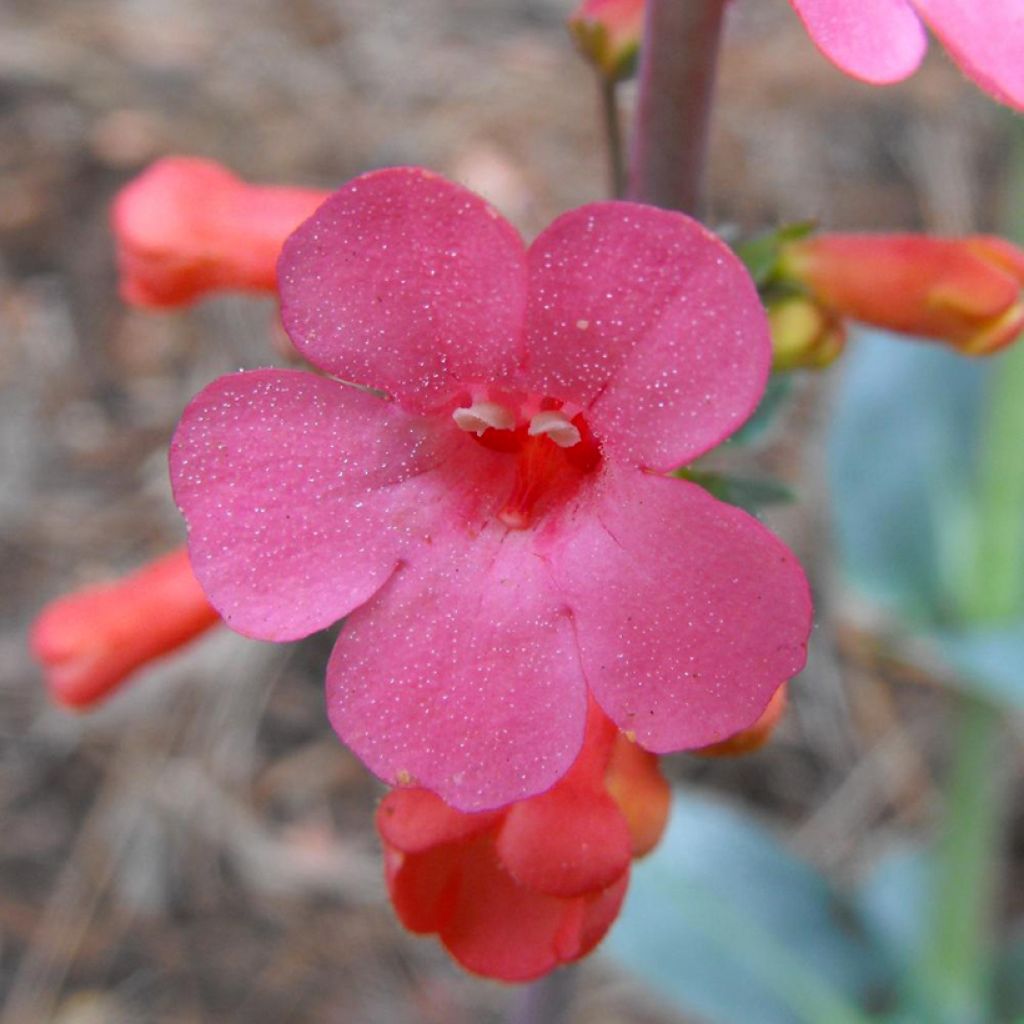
[452,401,516,436]
[528,410,581,448]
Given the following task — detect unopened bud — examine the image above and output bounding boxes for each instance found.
[112,157,329,308]
[31,548,220,708]
[769,295,846,371]
[568,0,645,82]
[778,234,1024,356]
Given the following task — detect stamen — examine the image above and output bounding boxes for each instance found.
[452,401,516,437]
[527,410,581,448]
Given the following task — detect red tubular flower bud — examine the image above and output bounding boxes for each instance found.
[30,548,220,709]
[112,157,329,308]
[779,234,1024,356]
[375,699,670,981]
[696,683,788,758]
[568,0,645,82]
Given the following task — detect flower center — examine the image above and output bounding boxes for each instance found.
[453,399,601,528]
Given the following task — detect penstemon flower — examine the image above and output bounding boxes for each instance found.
[170,166,812,811]
[778,233,1024,356]
[113,157,328,308]
[377,699,669,981]
[31,548,220,708]
[787,0,1023,110]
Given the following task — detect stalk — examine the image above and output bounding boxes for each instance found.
[626,0,728,213]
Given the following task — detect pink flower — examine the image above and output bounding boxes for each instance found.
[170,167,811,811]
[788,0,1024,109]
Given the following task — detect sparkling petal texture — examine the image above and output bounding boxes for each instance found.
[170,369,494,641]
[523,204,770,468]
[278,167,528,413]
[327,525,588,811]
[171,168,812,812]
[787,0,928,84]
[550,466,812,751]
[913,0,1024,110]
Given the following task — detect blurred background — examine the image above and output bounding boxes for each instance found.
[1,0,1021,1021]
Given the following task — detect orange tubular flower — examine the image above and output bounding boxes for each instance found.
[112,156,329,308]
[568,0,646,82]
[31,548,220,709]
[779,234,1024,356]
[376,700,670,981]
[696,684,788,758]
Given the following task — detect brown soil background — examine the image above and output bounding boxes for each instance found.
[1,1,1020,1021]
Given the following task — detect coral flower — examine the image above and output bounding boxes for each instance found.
[780,233,1024,356]
[788,0,1024,110]
[30,548,220,708]
[378,700,670,981]
[170,167,811,811]
[113,157,328,308]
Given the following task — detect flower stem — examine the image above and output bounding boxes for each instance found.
[626,0,727,213]
[508,968,577,1024]
[599,77,626,198]
[912,342,1024,1022]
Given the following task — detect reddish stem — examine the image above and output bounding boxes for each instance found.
[626,0,728,214]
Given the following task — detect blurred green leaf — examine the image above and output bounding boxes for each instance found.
[828,329,1024,707]
[730,373,794,446]
[674,467,794,515]
[854,844,929,973]
[604,791,886,1024]
[735,222,815,289]
[995,925,1024,1019]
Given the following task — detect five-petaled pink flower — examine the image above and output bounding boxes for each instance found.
[170,167,812,812]
[789,0,1023,109]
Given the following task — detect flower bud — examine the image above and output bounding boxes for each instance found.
[112,157,329,308]
[768,294,846,371]
[568,0,645,82]
[779,234,1024,356]
[30,548,219,708]
[696,684,788,758]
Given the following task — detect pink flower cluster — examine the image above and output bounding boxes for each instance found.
[170,166,811,811]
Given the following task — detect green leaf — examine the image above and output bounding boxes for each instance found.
[735,222,816,290]
[674,467,794,515]
[730,373,795,446]
[828,329,1024,708]
[603,791,886,1024]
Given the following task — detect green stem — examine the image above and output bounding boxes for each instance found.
[966,342,1024,622]
[913,345,1024,1021]
[916,698,1002,1024]
[599,76,626,199]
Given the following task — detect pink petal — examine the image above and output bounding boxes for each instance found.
[170,369,479,641]
[278,167,529,414]
[524,203,770,471]
[788,0,928,84]
[549,466,812,752]
[326,525,588,812]
[913,0,1024,110]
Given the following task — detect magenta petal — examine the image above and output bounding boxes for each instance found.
[788,0,928,84]
[913,0,1024,110]
[550,467,812,752]
[170,369,453,641]
[326,526,588,812]
[524,202,769,469]
[278,167,529,413]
